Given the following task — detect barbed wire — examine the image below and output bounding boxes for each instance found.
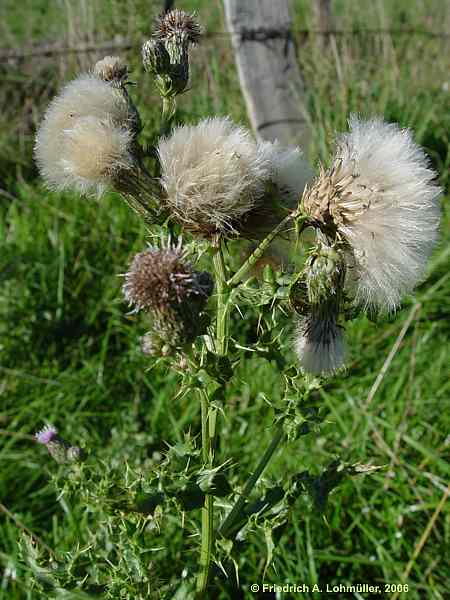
[0,27,448,62]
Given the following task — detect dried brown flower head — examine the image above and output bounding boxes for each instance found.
[154,9,202,45]
[122,245,213,314]
[123,244,213,349]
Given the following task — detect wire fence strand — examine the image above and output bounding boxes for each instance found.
[0,27,448,62]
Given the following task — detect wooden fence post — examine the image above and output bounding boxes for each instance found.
[223,0,310,149]
[163,0,175,13]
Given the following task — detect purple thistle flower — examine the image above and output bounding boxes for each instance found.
[35,425,58,445]
[35,425,83,464]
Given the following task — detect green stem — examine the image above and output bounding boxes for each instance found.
[196,240,230,597]
[228,213,308,288]
[213,242,230,356]
[161,97,176,135]
[196,393,214,597]
[219,423,285,539]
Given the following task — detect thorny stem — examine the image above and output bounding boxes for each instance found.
[197,391,215,598]
[219,423,285,539]
[228,212,308,288]
[196,240,230,597]
[197,216,307,589]
[213,241,230,356]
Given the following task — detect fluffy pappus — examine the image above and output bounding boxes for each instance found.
[157,117,272,236]
[35,74,134,194]
[43,116,134,196]
[295,315,346,376]
[257,140,313,203]
[302,116,442,312]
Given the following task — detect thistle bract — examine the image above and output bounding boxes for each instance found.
[142,10,201,99]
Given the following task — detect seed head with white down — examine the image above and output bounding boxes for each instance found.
[58,116,135,196]
[293,238,347,376]
[158,117,312,236]
[35,74,134,196]
[302,116,441,312]
[257,140,313,203]
[158,117,271,235]
[295,315,346,376]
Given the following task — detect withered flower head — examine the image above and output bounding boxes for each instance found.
[94,56,129,85]
[123,244,213,349]
[154,9,202,45]
[122,245,211,313]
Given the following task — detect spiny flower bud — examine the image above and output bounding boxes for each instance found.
[304,239,345,306]
[122,245,213,347]
[140,332,172,357]
[142,10,201,98]
[142,39,171,76]
[301,116,441,312]
[35,425,83,464]
[155,9,202,46]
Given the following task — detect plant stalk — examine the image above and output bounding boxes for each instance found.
[196,393,214,597]
[213,242,230,356]
[228,213,308,288]
[219,423,285,539]
[196,240,230,597]
[161,96,176,135]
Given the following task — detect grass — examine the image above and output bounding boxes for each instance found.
[1,1,449,598]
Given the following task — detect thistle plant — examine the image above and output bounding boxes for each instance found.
[33,10,441,598]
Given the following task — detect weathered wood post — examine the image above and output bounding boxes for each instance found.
[223,0,310,149]
[163,0,175,13]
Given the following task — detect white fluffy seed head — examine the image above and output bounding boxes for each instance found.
[303,116,442,312]
[294,317,346,376]
[48,116,134,196]
[157,117,272,235]
[158,118,313,236]
[35,74,132,194]
[257,140,314,203]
